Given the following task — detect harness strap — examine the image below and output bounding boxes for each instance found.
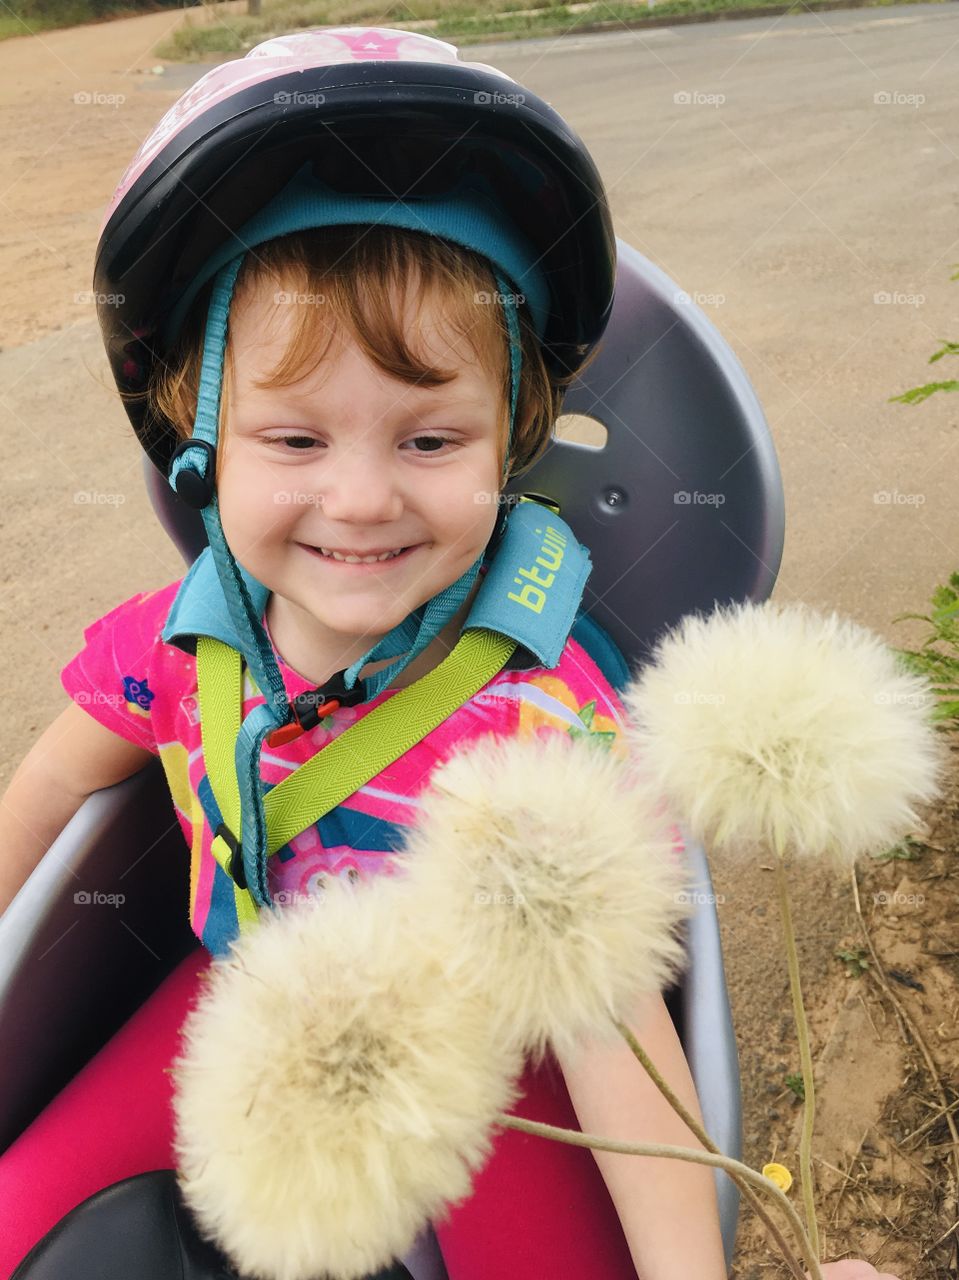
[196,630,258,930]
[197,628,517,923]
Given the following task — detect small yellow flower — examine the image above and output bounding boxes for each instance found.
[762,1162,793,1192]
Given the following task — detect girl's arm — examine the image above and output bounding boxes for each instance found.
[557,989,728,1280]
[0,702,155,916]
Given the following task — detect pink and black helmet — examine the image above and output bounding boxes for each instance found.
[93,27,617,476]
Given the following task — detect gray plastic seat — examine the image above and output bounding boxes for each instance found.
[0,236,783,1277]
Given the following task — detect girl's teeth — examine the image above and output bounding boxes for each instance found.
[319,547,405,564]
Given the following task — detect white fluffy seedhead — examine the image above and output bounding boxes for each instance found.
[172,875,522,1280]
[400,731,692,1065]
[621,600,948,867]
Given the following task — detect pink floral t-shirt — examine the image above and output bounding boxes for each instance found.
[61,580,634,956]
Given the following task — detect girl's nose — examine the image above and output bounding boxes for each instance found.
[313,448,404,524]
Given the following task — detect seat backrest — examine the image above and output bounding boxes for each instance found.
[143,236,784,683]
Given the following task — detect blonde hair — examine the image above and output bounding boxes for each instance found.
[148,225,596,485]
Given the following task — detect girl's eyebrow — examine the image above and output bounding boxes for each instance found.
[235,364,494,413]
[248,384,487,410]
[374,380,482,403]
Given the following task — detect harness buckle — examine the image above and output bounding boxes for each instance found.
[265,670,368,748]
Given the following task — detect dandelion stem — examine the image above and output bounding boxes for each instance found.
[496,1112,823,1280]
[614,1017,808,1280]
[773,841,821,1260]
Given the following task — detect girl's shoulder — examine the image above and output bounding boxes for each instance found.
[71,579,185,654]
[465,632,632,760]
[60,579,188,753]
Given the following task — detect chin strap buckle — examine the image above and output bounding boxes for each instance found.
[266,670,368,748]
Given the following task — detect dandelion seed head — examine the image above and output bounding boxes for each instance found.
[621,600,947,866]
[401,732,692,1063]
[172,874,521,1280]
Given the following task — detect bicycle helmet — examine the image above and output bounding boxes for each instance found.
[96,27,616,473]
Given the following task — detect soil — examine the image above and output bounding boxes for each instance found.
[0,8,957,1278]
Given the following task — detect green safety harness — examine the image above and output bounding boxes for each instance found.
[197,627,518,931]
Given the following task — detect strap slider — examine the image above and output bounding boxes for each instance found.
[213,822,247,890]
[169,439,217,509]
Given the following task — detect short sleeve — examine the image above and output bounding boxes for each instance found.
[59,583,181,755]
[509,635,633,762]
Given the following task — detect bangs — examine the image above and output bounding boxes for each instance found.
[149,222,589,484]
[249,227,509,400]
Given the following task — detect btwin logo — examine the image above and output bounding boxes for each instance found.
[507,525,566,614]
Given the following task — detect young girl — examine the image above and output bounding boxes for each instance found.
[0,27,902,1280]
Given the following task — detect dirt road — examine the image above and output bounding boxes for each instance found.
[1,8,957,1276]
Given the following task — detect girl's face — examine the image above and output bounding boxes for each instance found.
[217,276,505,678]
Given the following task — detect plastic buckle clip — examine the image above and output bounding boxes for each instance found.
[265,671,367,748]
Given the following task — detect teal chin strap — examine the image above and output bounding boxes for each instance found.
[169,255,290,725]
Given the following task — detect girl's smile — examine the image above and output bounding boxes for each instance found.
[297,542,423,568]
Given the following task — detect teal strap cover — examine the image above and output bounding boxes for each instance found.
[163,500,591,673]
[163,550,268,654]
[462,499,592,670]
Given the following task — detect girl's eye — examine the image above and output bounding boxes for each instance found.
[404,435,458,454]
[274,435,317,450]
[268,434,459,453]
